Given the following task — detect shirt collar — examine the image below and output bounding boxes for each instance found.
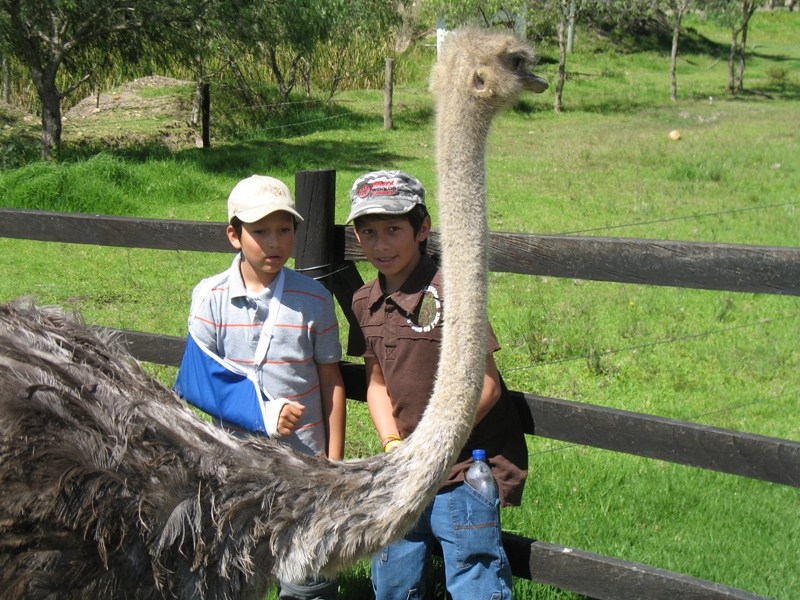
[228,253,248,299]
[367,253,438,314]
[227,253,283,301]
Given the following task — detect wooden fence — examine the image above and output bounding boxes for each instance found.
[1,169,798,600]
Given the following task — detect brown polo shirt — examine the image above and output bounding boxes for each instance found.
[349,254,528,506]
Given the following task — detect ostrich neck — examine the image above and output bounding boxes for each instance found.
[407,97,492,470]
[256,55,512,585]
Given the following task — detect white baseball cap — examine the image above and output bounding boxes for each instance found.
[227,175,304,224]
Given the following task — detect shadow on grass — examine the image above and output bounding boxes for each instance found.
[176,95,415,175]
[736,82,800,101]
[513,94,652,116]
[48,99,414,179]
[181,138,411,177]
[589,19,729,57]
[0,133,42,170]
[393,105,434,130]
[57,135,413,180]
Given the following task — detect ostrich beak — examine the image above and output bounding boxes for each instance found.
[524,72,549,94]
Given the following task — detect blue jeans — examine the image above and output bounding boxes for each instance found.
[371,483,512,600]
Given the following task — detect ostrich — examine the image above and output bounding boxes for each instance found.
[0,29,547,600]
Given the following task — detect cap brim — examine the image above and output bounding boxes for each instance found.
[234,204,304,223]
[346,199,419,224]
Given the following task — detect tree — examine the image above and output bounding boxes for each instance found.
[222,0,400,105]
[553,0,571,113]
[0,0,169,158]
[216,1,312,105]
[730,0,759,94]
[419,0,525,29]
[309,0,401,99]
[703,0,759,94]
[154,1,258,128]
[581,0,697,102]
[660,0,694,102]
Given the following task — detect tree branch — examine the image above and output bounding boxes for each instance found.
[62,72,92,97]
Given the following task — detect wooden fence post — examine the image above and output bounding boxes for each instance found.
[294,169,337,274]
[384,58,394,130]
[293,170,365,353]
[201,83,210,148]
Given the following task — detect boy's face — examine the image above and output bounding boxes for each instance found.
[227,210,295,290]
[354,215,430,292]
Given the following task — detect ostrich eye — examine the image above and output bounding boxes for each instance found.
[473,73,485,90]
[511,54,524,71]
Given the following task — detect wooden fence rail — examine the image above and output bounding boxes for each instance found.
[2,168,796,599]
[79,329,800,490]
[3,207,798,296]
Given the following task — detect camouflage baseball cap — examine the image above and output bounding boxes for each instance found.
[346,170,426,224]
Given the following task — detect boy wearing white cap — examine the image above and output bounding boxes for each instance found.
[175,174,345,600]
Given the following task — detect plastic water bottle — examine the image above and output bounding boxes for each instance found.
[465,449,498,501]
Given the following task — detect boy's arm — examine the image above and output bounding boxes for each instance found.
[474,352,503,425]
[317,361,346,461]
[364,357,401,450]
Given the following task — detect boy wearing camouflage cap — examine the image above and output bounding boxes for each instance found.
[347,170,527,600]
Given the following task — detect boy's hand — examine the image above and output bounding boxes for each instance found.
[277,401,305,437]
[263,398,304,439]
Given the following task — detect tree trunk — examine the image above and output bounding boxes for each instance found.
[328,69,344,101]
[8,9,65,158]
[736,18,748,93]
[326,49,348,101]
[670,17,682,102]
[200,83,210,149]
[267,47,286,102]
[727,26,738,94]
[567,1,576,53]
[555,4,567,113]
[39,83,63,160]
[735,0,757,93]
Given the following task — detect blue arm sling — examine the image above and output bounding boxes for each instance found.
[173,267,284,437]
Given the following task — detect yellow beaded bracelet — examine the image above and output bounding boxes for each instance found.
[381,434,401,447]
[383,439,402,453]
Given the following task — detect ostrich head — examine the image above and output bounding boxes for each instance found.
[430,28,548,118]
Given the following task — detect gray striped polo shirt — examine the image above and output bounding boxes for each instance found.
[189,254,341,456]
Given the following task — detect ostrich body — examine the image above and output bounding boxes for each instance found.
[0,29,546,600]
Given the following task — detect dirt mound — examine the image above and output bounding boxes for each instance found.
[65,75,192,120]
[63,75,198,150]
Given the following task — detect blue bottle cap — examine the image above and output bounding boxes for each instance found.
[472,449,486,461]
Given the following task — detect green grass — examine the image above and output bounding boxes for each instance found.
[1,10,799,600]
[134,83,195,99]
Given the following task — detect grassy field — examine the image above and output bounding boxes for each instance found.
[1,10,799,599]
